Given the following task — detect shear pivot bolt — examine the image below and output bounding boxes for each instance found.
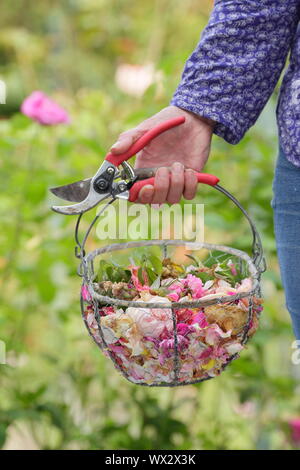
[106,167,115,174]
[94,178,109,192]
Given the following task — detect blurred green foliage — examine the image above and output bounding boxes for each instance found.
[0,0,300,451]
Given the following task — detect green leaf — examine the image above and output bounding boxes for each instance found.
[151,276,161,289]
[137,266,144,285]
[145,266,157,284]
[194,271,214,283]
[185,254,199,266]
[147,255,163,275]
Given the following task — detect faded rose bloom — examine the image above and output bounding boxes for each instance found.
[205,324,232,346]
[175,308,195,325]
[224,341,244,355]
[177,323,195,336]
[86,312,98,330]
[126,296,173,338]
[21,91,70,125]
[184,274,205,299]
[168,280,185,296]
[215,279,233,292]
[192,311,209,328]
[159,335,189,360]
[100,310,133,344]
[236,278,252,293]
[101,306,116,315]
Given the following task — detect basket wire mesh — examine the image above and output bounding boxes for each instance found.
[76,184,266,387]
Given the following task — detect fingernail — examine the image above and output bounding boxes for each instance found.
[139,185,154,203]
[173,162,184,172]
[140,185,154,197]
[111,141,120,150]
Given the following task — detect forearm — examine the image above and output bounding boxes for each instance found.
[171,0,300,144]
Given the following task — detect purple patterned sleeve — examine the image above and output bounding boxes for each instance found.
[170,0,300,144]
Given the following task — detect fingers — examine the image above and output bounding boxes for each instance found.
[152,167,171,204]
[137,164,198,204]
[166,162,185,204]
[138,185,155,204]
[183,169,198,200]
[110,134,134,154]
[110,128,146,155]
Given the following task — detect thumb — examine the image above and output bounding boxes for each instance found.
[110,127,147,155]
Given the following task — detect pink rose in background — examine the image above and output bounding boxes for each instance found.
[21,91,70,125]
[289,418,300,446]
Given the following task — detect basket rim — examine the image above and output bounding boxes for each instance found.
[82,239,260,309]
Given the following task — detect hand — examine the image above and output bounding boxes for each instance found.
[110,105,215,204]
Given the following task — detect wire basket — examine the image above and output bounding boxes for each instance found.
[76,184,266,387]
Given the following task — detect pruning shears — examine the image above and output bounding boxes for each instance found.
[50,116,220,215]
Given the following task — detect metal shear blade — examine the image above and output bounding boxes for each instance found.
[51,161,117,215]
[51,191,112,215]
[51,178,92,203]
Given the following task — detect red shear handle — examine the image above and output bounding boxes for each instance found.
[105,116,186,167]
[128,173,220,202]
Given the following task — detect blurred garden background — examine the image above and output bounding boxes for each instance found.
[0,0,300,450]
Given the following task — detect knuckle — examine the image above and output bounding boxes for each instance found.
[171,171,183,183]
[156,167,169,178]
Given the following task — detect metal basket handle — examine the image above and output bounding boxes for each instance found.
[74,182,266,278]
[214,184,266,275]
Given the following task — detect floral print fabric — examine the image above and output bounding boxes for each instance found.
[171,0,300,166]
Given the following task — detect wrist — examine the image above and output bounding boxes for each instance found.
[174,105,215,130]
[195,114,216,129]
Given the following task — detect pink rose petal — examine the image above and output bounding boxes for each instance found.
[21,91,70,125]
